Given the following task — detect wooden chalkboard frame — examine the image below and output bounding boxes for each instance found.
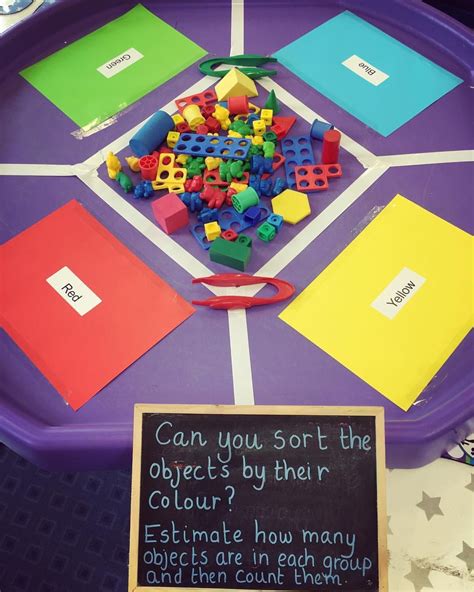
[129,405,387,592]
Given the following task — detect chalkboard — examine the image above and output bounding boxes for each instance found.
[129,405,387,592]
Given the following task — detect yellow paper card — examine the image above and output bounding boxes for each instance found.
[280,195,473,411]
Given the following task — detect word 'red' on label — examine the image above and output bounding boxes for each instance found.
[342,54,389,86]
[46,266,102,316]
[97,48,144,79]
[371,267,426,319]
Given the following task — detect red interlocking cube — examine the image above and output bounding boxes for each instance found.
[152,193,189,234]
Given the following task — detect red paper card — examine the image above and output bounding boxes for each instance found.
[1,200,194,410]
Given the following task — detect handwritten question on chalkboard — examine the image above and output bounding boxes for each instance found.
[129,406,387,592]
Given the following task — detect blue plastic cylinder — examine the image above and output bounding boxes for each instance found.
[310,118,335,141]
[129,110,174,156]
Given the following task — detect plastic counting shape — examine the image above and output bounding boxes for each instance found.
[310,118,335,141]
[204,221,221,242]
[198,208,219,224]
[214,67,258,101]
[129,111,174,157]
[133,181,154,199]
[183,104,205,130]
[227,95,249,115]
[152,153,187,193]
[180,191,203,213]
[106,152,121,179]
[115,171,133,193]
[237,235,252,248]
[271,189,311,224]
[232,186,259,213]
[204,169,249,187]
[175,89,217,113]
[173,133,251,160]
[218,205,270,234]
[264,89,280,114]
[281,135,315,189]
[172,113,185,127]
[190,223,212,250]
[125,156,140,172]
[267,213,284,232]
[257,221,276,242]
[152,193,189,234]
[138,155,158,180]
[221,229,238,241]
[209,237,252,271]
[295,163,342,192]
[244,205,262,226]
[229,181,248,193]
[166,131,180,148]
[261,109,273,126]
[271,116,296,140]
[205,116,221,133]
[322,129,341,164]
[205,156,221,171]
[253,119,266,136]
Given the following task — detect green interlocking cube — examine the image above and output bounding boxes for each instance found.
[257,222,276,242]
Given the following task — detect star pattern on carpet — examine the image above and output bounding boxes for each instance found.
[404,560,433,591]
[416,491,444,521]
[456,541,474,573]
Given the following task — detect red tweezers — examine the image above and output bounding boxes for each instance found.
[192,274,295,310]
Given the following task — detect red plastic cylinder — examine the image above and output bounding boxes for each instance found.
[227,95,249,115]
[321,129,341,164]
[139,155,158,180]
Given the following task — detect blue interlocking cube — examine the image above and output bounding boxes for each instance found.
[267,214,284,232]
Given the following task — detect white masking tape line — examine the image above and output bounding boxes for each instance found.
[228,308,255,405]
[0,163,76,176]
[83,76,217,170]
[254,166,388,285]
[257,78,377,169]
[375,149,474,167]
[230,0,244,56]
[78,173,218,284]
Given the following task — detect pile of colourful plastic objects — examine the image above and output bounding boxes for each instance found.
[106,67,342,271]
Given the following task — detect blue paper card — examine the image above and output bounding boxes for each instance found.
[274,11,463,136]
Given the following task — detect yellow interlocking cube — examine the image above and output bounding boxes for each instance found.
[166,131,180,148]
[172,113,185,126]
[204,221,221,242]
[261,109,273,126]
[253,119,266,136]
[252,135,264,146]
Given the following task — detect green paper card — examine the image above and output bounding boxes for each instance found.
[20,4,206,129]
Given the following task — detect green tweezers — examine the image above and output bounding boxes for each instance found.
[199,54,278,79]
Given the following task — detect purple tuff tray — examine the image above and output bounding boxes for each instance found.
[0,0,472,470]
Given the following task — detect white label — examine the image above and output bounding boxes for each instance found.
[46,266,102,316]
[342,54,389,86]
[97,48,143,78]
[371,267,426,319]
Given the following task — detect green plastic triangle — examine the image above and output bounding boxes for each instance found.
[264,89,280,114]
